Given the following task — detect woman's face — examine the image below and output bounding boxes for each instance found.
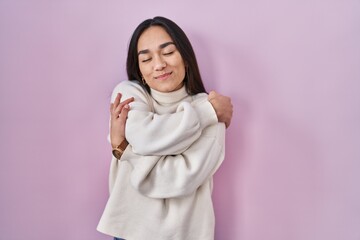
[137,26,186,93]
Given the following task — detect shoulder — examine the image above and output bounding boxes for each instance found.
[190,92,209,104]
[111,80,148,102]
[112,80,144,94]
[192,92,208,99]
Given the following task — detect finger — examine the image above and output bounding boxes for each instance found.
[122,97,135,105]
[114,97,134,114]
[110,103,119,119]
[118,104,130,123]
[113,97,135,119]
[224,117,229,128]
[110,103,114,112]
[227,119,232,128]
[113,93,122,109]
[208,90,216,100]
[110,102,118,118]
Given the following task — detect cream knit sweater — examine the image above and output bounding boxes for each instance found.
[97,80,226,240]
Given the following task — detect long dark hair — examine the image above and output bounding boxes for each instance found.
[126,16,206,95]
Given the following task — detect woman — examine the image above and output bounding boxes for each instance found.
[97,16,233,240]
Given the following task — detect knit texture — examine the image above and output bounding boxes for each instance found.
[97,80,225,240]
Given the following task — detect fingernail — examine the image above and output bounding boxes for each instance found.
[124,104,129,109]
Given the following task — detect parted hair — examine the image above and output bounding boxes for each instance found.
[126,16,206,95]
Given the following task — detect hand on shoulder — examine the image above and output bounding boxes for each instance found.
[110,92,134,148]
[208,91,233,128]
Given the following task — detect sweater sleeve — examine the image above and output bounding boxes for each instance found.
[111,81,218,156]
[122,123,226,198]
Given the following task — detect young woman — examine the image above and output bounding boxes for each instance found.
[97,16,233,240]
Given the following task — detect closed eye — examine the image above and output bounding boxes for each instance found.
[163,51,174,56]
[142,58,152,63]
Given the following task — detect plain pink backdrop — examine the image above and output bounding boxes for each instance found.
[1,0,359,239]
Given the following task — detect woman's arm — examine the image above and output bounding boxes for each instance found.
[208,90,233,128]
[123,123,226,198]
[109,87,232,198]
[112,81,218,156]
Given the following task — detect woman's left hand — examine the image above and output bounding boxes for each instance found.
[110,93,134,148]
[208,91,233,128]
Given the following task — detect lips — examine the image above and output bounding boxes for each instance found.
[155,72,172,80]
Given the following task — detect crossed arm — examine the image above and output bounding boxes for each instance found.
[108,85,233,198]
[110,90,233,149]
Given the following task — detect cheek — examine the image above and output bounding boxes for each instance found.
[139,64,150,77]
[178,59,186,73]
[171,57,185,72]
[177,62,186,76]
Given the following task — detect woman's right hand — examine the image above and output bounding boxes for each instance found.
[110,93,134,148]
[208,91,233,128]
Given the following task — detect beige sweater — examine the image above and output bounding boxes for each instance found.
[97,81,226,240]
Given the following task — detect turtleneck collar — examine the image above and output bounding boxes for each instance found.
[150,85,188,104]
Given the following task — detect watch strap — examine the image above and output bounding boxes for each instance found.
[112,139,129,159]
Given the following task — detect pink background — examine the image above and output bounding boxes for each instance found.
[1,0,359,239]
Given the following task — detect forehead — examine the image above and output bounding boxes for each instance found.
[137,26,173,50]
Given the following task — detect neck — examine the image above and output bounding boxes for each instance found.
[150,85,188,104]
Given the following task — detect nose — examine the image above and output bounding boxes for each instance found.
[154,56,166,71]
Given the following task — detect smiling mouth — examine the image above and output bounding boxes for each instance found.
[155,72,172,80]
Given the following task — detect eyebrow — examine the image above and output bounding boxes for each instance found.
[138,42,175,56]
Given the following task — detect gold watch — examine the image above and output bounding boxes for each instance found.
[112,139,129,159]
